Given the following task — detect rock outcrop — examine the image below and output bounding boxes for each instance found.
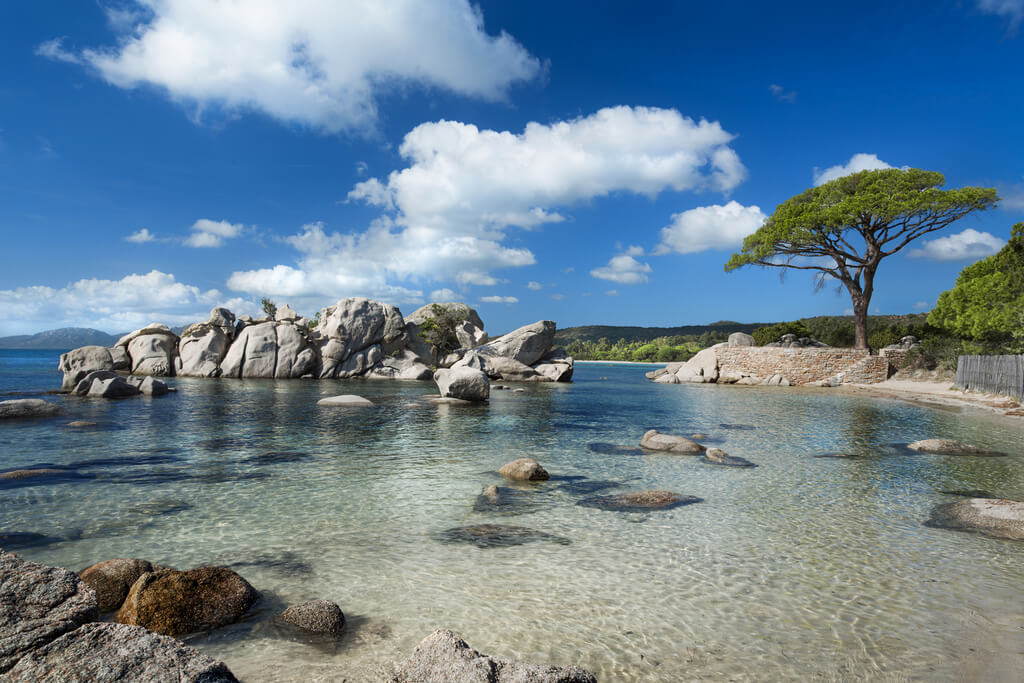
[79,559,155,613]
[4,622,238,682]
[498,458,550,481]
[59,298,573,387]
[317,395,374,407]
[640,430,706,454]
[116,567,258,637]
[388,629,596,683]
[58,346,115,391]
[0,550,98,673]
[0,399,62,420]
[765,333,827,348]
[728,332,756,347]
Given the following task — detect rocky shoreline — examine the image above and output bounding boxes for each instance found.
[57,299,574,392]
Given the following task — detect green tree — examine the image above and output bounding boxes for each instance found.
[260,297,277,318]
[417,303,469,355]
[751,321,811,345]
[929,223,1024,352]
[725,169,998,349]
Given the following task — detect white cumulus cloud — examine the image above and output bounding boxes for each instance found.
[480,295,518,304]
[590,246,652,285]
[429,288,460,301]
[907,228,1005,261]
[654,200,766,255]
[125,228,157,243]
[0,270,252,335]
[813,153,900,186]
[977,0,1024,26]
[44,0,540,134]
[526,281,543,290]
[184,219,244,248]
[229,107,744,303]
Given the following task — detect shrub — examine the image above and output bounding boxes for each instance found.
[751,321,811,346]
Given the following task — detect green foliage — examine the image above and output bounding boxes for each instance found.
[260,297,277,318]
[417,303,469,355]
[564,334,715,362]
[751,321,811,345]
[929,223,1024,353]
[866,327,904,350]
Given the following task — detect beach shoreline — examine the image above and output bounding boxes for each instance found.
[841,378,1024,425]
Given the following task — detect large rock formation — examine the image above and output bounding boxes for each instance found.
[115,325,180,377]
[57,299,573,387]
[0,399,62,420]
[0,550,98,673]
[434,366,490,402]
[389,629,596,683]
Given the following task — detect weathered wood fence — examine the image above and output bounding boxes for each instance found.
[955,354,1024,399]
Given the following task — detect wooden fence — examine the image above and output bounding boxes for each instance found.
[955,354,1024,399]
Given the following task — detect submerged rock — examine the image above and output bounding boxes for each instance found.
[906,439,1000,456]
[317,395,374,407]
[587,442,645,456]
[640,429,705,454]
[79,559,155,613]
[471,486,543,516]
[0,532,61,549]
[577,490,702,512]
[438,524,570,548]
[702,448,756,468]
[4,622,238,682]
[498,458,549,481]
[388,628,596,683]
[925,498,1024,540]
[280,599,345,634]
[0,550,99,673]
[0,399,62,420]
[116,567,259,636]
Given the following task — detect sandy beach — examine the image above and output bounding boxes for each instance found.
[844,378,1024,423]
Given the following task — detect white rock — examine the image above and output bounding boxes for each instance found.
[434,366,490,401]
[472,320,555,366]
[317,395,374,407]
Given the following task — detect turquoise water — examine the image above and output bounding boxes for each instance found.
[2,351,1023,681]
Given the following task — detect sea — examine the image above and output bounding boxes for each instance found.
[1,349,1023,681]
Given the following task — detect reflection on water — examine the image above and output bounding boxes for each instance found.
[2,353,1024,682]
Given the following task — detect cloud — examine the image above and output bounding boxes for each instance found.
[913,301,932,311]
[34,38,83,64]
[813,153,900,186]
[0,270,252,335]
[43,0,540,134]
[655,200,766,255]
[125,228,157,243]
[605,289,618,296]
[907,228,1005,261]
[769,84,796,103]
[977,0,1024,27]
[526,281,543,290]
[229,107,745,303]
[590,246,652,285]
[999,179,1024,211]
[184,218,244,248]
[480,295,518,303]
[429,288,460,301]
[550,293,565,301]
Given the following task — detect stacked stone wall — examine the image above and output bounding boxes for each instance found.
[714,347,891,385]
[880,348,911,369]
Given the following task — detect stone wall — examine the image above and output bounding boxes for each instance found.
[880,348,911,370]
[714,347,891,385]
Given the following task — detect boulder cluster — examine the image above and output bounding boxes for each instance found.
[58,299,573,392]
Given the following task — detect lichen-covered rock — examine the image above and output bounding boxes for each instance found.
[280,599,345,634]
[577,490,702,512]
[907,439,999,455]
[0,550,99,673]
[640,429,706,453]
[388,629,596,683]
[79,559,154,613]
[4,622,238,682]
[498,458,549,481]
[925,498,1024,540]
[58,346,115,391]
[434,366,490,402]
[116,567,258,636]
[473,320,555,366]
[0,399,62,420]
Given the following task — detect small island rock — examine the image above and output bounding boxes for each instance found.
[498,458,549,481]
[434,366,490,402]
[640,429,706,454]
[0,399,62,420]
[317,395,374,407]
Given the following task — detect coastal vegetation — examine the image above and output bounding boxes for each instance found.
[725,168,999,349]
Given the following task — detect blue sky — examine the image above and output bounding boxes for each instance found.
[1,0,1023,336]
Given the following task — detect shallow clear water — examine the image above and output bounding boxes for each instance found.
[2,351,1023,682]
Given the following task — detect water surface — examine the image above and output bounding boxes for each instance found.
[2,351,1023,681]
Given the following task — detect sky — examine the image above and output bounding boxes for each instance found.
[1,0,1023,336]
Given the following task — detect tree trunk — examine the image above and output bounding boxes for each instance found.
[852,295,869,349]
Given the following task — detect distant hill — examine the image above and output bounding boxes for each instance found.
[554,321,765,344]
[0,328,120,349]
